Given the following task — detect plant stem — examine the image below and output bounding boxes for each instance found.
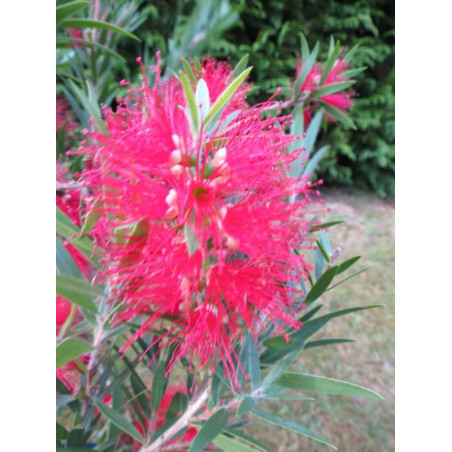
[141,384,211,452]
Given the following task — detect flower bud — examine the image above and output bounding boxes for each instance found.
[212,147,227,167]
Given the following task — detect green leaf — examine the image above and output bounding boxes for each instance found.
[344,66,367,78]
[326,267,370,291]
[80,200,103,234]
[304,266,339,304]
[309,81,355,99]
[65,80,106,133]
[181,57,197,84]
[343,43,360,62]
[251,408,336,449]
[56,237,83,279]
[294,42,319,96]
[166,392,188,419]
[58,19,140,41]
[318,101,357,129]
[223,429,271,452]
[237,397,256,416]
[56,37,125,61]
[189,409,230,452]
[337,256,361,275]
[229,54,249,81]
[263,336,293,349]
[151,360,166,412]
[275,374,384,400]
[203,67,252,127]
[300,33,310,60]
[309,220,344,232]
[195,79,211,122]
[320,40,342,84]
[315,239,331,264]
[56,274,100,313]
[303,108,324,156]
[288,104,304,155]
[56,1,89,26]
[56,337,93,369]
[302,145,329,178]
[180,71,199,134]
[242,334,260,391]
[304,338,355,349]
[131,374,151,418]
[213,434,260,452]
[93,399,146,444]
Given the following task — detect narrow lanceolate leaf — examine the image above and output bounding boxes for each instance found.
[263,336,294,349]
[301,108,324,161]
[80,201,103,234]
[309,81,355,99]
[188,409,230,452]
[56,337,93,369]
[318,101,357,129]
[56,237,82,279]
[294,42,319,96]
[181,58,198,84]
[56,37,125,61]
[336,256,361,275]
[56,274,100,313]
[180,72,199,133]
[203,67,252,127]
[343,43,360,62]
[195,79,211,122]
[93,399,146,445]
[300,33,310,61]
[302,145,329,178]
[251,408,336,449]
[237,397,256,416]
[309,220,344,232]
[56,1,89,25]
[151,360,166,412]
[344,66,367,78]
[213,434,260,452]
[320,40,342,84]
[304,338,355,349]
[242,334,260,391]
[229,54,249,81]
[304,266,339,305]
[223,429,272,452]
[274,374,384,400]
[58,19,140,41]
[288,104,304,155]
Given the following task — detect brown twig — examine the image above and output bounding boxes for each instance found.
[140,384,211,452]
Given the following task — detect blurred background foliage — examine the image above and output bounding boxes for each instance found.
[57,0,394,196]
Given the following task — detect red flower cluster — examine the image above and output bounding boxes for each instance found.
[294,56,354,126]
[56,97,78,134]
[79,55,322,386]
[56,163,91,392]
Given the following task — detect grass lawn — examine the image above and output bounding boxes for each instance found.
[245,188,395,451]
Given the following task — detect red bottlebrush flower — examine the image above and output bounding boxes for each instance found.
[319,57,354,118]
[294,56,322,96]
[56,97,78,134]
[79,55,322,388]
[194,57,252,108]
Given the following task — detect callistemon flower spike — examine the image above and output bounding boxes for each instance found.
[79,54,323,388]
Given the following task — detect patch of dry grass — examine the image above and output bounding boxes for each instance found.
[245,188,395,451]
